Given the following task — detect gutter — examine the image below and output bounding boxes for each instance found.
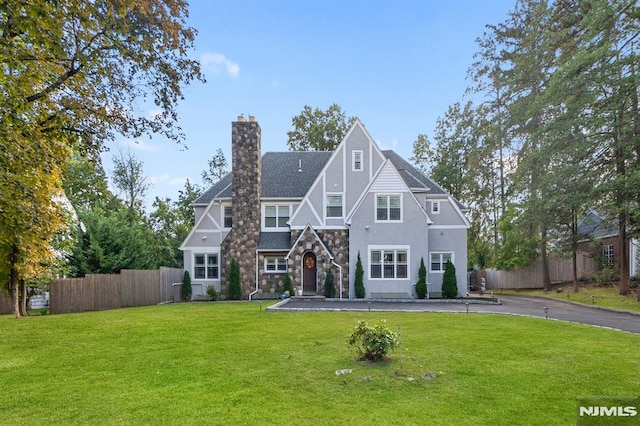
[331,259,343,299]
[249,250,259,301]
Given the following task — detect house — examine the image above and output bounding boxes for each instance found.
[180,116,470,299]
[577,209,640,277]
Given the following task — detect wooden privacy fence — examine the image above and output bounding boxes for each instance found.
[479,253,599,290]
[50,267,184,314]
[0,292,12,315]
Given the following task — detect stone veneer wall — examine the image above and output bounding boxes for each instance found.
[288,228,349,297]
[220,117,261,298]
[257,252,288,295]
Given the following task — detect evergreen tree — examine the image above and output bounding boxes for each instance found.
[442,260,458,299]
[323,268,335,298]
[228,259,242,300]
[354,252,365,298]
[415,257,427,299]
[181,271,192,302]
[282,273,293,297]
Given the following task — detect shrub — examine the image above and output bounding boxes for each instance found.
[415,257,427,299]
[282,273,293,297]
[228,259,242,300]
[354,251,365,298]
[348,320,399,362]
[206,285,218,301]
[323,268,335,298]
[181,271,192,301]
[442,260,458,298]
[593,267,620,284]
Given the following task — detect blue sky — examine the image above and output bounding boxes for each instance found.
[102,0,515,205]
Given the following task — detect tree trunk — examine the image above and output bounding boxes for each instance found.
[619,218,630,295]
[572,209,579,293]
[10,245,21,318]
[19,279,28,317]
[541,224,551,292]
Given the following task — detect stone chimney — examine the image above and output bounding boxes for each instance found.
[221,115,262,297]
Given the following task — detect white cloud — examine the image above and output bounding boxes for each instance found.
[200,52,240,78]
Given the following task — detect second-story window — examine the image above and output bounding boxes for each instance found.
[265,205,289,229]
[224,206,233,228]
[326,194,343,218]
[376,195,402,222]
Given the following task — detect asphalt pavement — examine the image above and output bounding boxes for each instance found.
[268,295,640,334]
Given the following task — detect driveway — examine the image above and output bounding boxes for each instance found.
[269,295,640,334]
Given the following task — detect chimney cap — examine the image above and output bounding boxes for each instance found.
[249,115,256,122]
[237,114,245,122]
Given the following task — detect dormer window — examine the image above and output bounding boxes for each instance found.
[352,150,363,171]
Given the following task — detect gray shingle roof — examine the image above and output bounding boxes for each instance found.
[577,210,618,240]
[382,150,447,194]
[194,149,461,208]
[257,232,292,251]
[194,151,332,204]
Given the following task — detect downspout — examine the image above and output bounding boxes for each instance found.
[331,259,343,299]
[249,250,259,300]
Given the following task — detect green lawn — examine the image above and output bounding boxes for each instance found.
[498,284,640,313]
[1,303,639,425]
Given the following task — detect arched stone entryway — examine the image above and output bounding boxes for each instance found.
[302,252,317,294]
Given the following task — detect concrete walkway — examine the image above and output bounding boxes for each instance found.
[269,295,640,335]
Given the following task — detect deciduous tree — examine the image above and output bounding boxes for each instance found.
[287,104,355,151]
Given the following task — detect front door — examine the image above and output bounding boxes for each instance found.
[303,252,317,294]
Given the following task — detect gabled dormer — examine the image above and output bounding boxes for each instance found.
[289,119,387,230]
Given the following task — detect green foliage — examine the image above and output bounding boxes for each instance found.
[442,260,458,299]
[593,268,620,284]
[415,257,427,299]
[111,150,150,215]
[287,104,355,151]
[201,148,228,186]
[0,0,203,316]
[348,320,399,362]
[206,285,218,301]
[228,259,242,300]
[282,273,293,297]
[181,271,192,302]
[323,268,335,298]
[354,251,365,298]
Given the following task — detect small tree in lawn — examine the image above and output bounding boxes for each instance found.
[442,260,458,298]
[354,251,365,298]
[228,259,242,300]
[415,257,427,299]
[323,268,335,298]
[181,271,192,301]
[282,273,293,297]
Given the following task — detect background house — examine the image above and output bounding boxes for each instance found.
[577,209,640,277]
[180,116,470,299]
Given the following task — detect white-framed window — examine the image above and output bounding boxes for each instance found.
[194,253,219,279]
[376,194,402,222]
[352,150,363,171]
[431,201,441,215]
[430,252,453,273]
[265,257,287,273]
[602,244,614,266]
[223,206,233,228]
[326,194,343,218]
[264,205,289,230]
[370,247,409,280]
